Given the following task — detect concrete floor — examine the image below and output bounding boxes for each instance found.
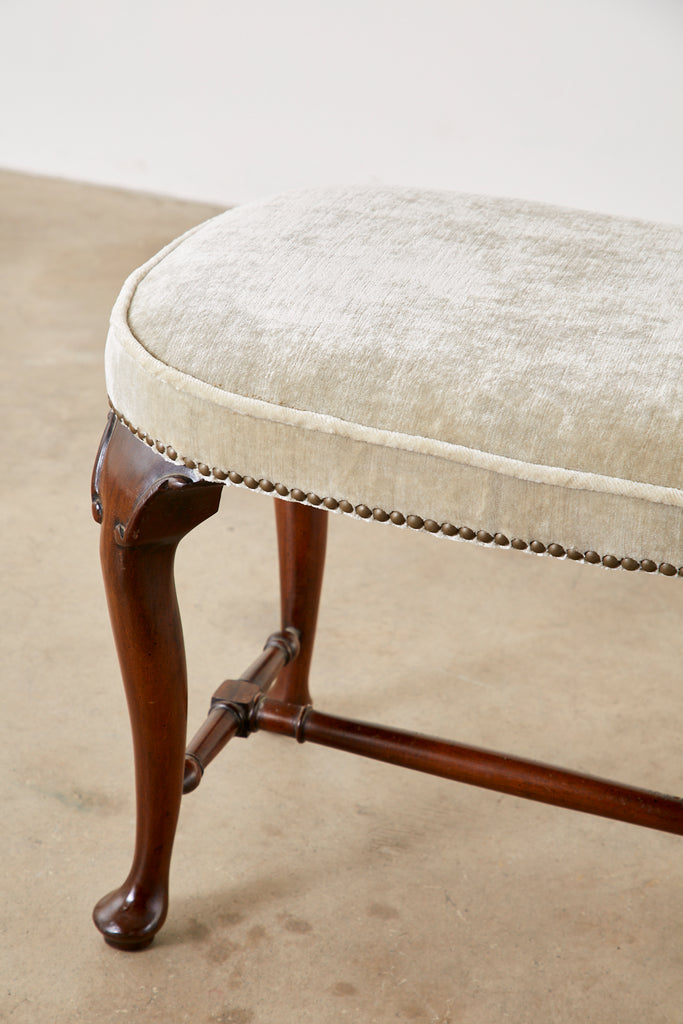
[1,169,681,1024]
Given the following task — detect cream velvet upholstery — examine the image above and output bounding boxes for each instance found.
[105,187,683,574]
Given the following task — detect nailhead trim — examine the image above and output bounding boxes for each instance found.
[109,405,682,578]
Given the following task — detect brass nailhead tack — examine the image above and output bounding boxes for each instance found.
[407,515,424,530]
[275,483,289,496]
[441,523,458,536]
[290,488,306,502]
[339,500,354,513]
[494,533,509,546]
[659,562,676,576]
[548,543,565,558]
[260,479,275,492]
[584,551,601,564]
[183,457,197,469]
[640,559,657,573]
[424,519,440,533]
[307,492,322,505]
[566,548,583,560]
[602,554,620,569]
[459,527,475,541]
[530,540,546,554]
[477,530,494,544]
[373,508,389,522]
[511,538,528,550]
[621,557,639,572]
[166,447,177,461]
[213,468,228,480]
[356,504,372,519]
[197,463,211,476]
[146,437,155,447]
[390,511,406,525]
[323,496,339,510]
[243,476,258,489]
[229,471,243,484]
[155,441,166,454]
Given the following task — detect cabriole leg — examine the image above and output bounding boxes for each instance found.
[91,414,222,949]
[268,500,328,706]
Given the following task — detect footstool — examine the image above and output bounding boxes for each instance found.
[91,186,682,950]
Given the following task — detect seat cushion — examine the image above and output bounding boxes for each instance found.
[105,186,683,574]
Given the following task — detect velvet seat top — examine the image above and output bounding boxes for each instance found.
[105,186,683,574]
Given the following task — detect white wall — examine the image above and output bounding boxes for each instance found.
[2,0,682,221]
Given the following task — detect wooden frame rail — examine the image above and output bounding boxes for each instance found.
[256,701,683,835]
[184,631,683,837]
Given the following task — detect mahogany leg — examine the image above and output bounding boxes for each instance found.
[268,500,328,706]
[91,415,222,949]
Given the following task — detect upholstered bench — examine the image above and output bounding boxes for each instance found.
[91,186,682,950]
